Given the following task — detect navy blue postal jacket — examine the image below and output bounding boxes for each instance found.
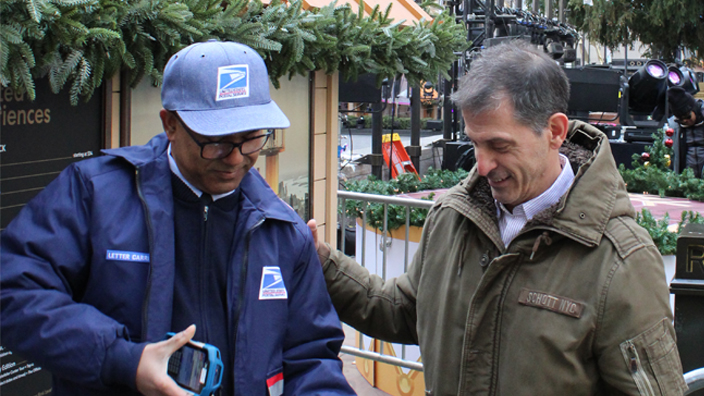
[1,133,354,396]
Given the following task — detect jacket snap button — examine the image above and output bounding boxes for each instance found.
[480,253,489,267]
[579,212,586,219]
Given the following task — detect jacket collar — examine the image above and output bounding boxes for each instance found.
[441,120,635,247]
[238,169,300,224]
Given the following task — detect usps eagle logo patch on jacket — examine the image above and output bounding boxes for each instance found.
[259,266,288,300]
[216,65,248,101]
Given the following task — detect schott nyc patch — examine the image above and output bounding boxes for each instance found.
[518,288,584,319]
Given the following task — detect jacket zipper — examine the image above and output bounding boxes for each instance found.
[200,199,210,341]
[232,217,265,394]
[135,168,155,341]
[624,341,655,396]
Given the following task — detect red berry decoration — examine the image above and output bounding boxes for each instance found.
[641,152,650,161]
[665,128,675,137]
[665,138,674,148]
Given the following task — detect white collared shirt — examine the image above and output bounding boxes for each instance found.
[168,144,237,201]
[496,154,574,247]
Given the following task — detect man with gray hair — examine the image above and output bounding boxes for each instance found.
[309,41,687,395]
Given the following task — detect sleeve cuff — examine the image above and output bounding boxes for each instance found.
[100,337,147,391]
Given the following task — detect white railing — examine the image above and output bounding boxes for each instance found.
[685,368,704,395]
[337,190,432,372]
[339,345,423,371]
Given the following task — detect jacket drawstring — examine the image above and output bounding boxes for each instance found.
[530,231,552,261]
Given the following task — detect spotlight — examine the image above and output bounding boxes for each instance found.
[680,66,700,95]
[628,59,668,113]
[667,65,684,87]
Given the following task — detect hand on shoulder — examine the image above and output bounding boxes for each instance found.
[307,219,331,265]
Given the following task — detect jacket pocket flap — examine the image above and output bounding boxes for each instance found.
[628,318,688,396]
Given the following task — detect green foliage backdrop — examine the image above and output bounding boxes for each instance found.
[568,0,704,61]
[617,127,704,254]
[0,0,468,104]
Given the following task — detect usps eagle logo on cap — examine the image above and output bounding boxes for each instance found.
[216,64,249,101]
[259,266,288,300]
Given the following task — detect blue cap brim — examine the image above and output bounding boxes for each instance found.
[176,100,290,136]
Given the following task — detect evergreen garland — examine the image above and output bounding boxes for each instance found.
[0,0,468,104]
[342,168,468,230]
[635,208,703,255]
[618,127,704,200]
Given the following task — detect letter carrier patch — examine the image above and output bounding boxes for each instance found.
[266,372,283,396]
[259,267,288,300]
[216,65,248,101]
[106,250,150,263]
[518,288,584,319]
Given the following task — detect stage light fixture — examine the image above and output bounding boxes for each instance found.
[680,66,700,95]
[628,59,668,114]
[667,65,684,87]
[563,47,577,63]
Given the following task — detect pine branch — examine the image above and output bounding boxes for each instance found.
[2,0,466,104]
[49,49,82,93]
[12,55,36,100]
[25,0,42,23]
[69,57,90,104]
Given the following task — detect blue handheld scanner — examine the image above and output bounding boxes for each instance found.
[165,332,224,396]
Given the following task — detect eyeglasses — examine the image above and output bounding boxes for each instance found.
[176,115,272,159]
[675,112,693,124]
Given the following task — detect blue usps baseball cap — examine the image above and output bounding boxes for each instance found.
[162,40,290,136]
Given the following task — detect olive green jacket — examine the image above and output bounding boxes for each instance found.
[322,121,687,395]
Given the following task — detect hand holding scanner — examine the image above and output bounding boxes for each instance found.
[165,332,223,396]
